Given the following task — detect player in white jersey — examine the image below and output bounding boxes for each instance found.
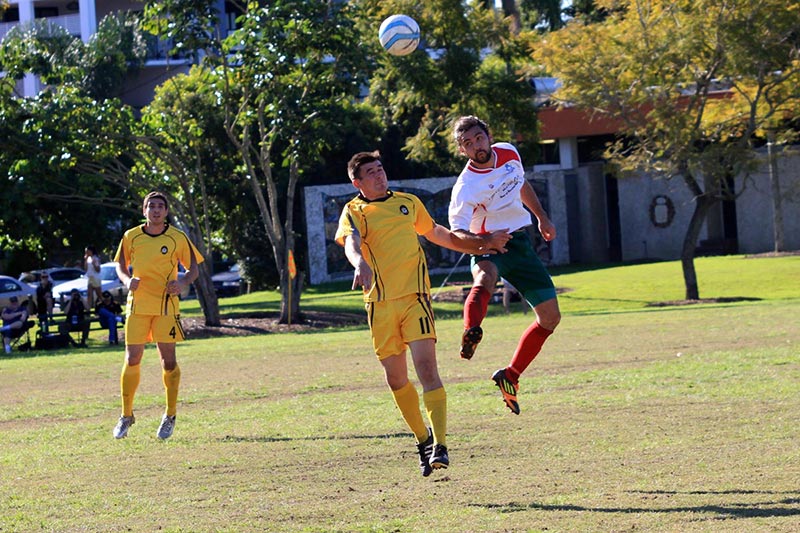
[448,115,561,415]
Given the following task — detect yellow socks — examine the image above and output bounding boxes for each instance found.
[423,387,447,446]
[120,363,141,417]
[391,381,429,443]
[162,365,181,417]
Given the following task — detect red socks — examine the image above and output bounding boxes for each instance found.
[507,322,553,382]
[464,286,491,329]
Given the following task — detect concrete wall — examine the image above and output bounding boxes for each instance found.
[617,150,800,261]
[736,148,800,253]
[617,172,702,261]
[304,173,563,285]
[573,163,610,263]
[304,151,800,284]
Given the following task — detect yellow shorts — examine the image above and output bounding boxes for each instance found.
[124,314,186,345]
[366,294,436,360]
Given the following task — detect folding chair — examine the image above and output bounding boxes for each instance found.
[5,320,34,353]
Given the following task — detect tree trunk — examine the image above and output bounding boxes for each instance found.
[279,271,304,324]
[680,194,716,300]
[501,0,522,34]
[194,260,220,326]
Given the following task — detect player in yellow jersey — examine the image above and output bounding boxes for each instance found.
[112,191,204,440]
[336,151,511,476]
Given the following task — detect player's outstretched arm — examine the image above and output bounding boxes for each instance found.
[521,181,556,242]
[424,225,511,255]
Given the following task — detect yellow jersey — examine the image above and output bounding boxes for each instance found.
[114,224,204,316]
[335,191,435,302]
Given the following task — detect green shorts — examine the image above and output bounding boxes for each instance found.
[470,229,556,307]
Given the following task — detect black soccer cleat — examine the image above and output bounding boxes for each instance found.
[429,444,449,470]
[416,429,434,477]
[460,326,483,360]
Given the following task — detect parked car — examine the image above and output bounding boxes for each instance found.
[57,262,192,309]
[57,262,129,310]
[19,267,85,289]
[0,275,36,313]
[212,263,244,297]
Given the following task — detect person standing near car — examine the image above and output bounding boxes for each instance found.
[35,273,55,333]
[112,191,203,440]
[84,246,103,309]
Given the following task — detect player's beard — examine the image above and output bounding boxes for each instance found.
[474,149,491,165]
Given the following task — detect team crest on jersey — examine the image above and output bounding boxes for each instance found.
[161,246,168,255]
[399,205,409,215]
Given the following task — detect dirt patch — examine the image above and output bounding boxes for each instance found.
[182,310,365,339]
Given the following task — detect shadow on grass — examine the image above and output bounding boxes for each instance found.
[471,489,800,519]
[219,432,412,443]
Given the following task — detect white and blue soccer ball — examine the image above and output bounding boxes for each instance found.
[378,14,420,56]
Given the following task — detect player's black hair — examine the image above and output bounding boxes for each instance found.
[453,116,491,144]
[347,151,381,182]
[142,191,169,211]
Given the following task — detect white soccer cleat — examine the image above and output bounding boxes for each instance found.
[157,414,176,440]
[113,414,135,439]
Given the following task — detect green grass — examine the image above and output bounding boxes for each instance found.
[181,254,800,318]
[1,255,799,532]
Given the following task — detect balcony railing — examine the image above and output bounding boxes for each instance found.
[0,13,82,42]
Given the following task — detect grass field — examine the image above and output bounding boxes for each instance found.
[1,255,798,532]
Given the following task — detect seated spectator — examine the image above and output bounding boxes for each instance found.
[59,289,90,347]
[2,296,30,354]
[95,290,125,345]
[36,273,55,334]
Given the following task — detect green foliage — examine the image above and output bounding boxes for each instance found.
[535,0,800,298]
[0,84,138,268]
[140,0,221,62]
[80,12,148,99]
[359,0,540,175]
[536,0,800,180]
[0,12,154,268]
[0,19,75,83]
[221,0,370,169]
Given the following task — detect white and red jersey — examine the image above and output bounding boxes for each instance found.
[448,142,531,234]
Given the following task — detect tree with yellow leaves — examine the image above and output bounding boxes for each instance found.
[535,0,799,299]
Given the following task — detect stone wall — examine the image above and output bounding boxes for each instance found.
[304,173,560,285]
[303,150,799,284]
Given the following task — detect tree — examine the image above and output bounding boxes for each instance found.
[0,16,146,271]
[141,0,373,321]
[535,0,800,299]
[360,0,540,176]
[213,1,371,322]
[0,13,228,325]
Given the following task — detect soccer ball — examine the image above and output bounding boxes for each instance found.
[378,14,420,56]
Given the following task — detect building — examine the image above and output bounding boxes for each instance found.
[1,0,240,109]
[529,78,800,264]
